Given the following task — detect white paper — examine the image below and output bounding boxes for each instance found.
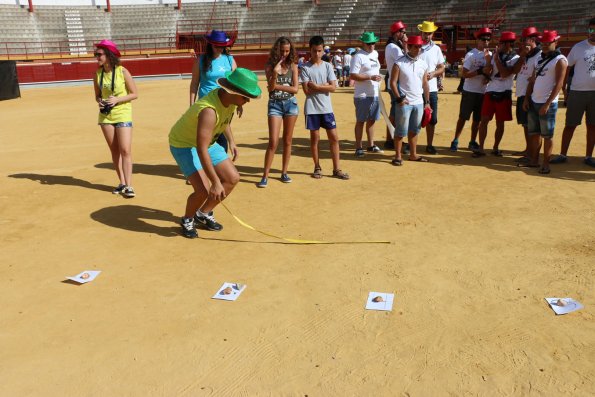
[365,292,394,311]
[545,297,583,315]
[212,282,246,301]
[66,270,101,284]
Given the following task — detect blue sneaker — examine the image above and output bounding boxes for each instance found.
[450,140,459,152]
[257,177,268,188]
[280,174,292,183]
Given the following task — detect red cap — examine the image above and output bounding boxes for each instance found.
[521,26,540,38]
[499,31,517,42]
[421,106,432,128]
[95,39,121,58]
[474,27,492,39]
[406,35,424,46]
[390,21,407,33]
[539,30,561,43]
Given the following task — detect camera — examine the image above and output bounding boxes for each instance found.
[100,100,113,115]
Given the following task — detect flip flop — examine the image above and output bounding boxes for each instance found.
[538,167,551,174]
[391,158,403,166]
[409,157,429,162]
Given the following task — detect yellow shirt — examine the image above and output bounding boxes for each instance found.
[169,89,236,148]
[96,66,132,124]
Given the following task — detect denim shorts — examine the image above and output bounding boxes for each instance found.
[170,142,229,178]
[268,96,299,117]
[354,97,380,122]
[527,101,558,138]
[305,113,337,131]
[394,103,423,137]
[99,121,133,128]
[342,66,350,77]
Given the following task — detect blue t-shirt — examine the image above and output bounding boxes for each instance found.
[198,54,234,99]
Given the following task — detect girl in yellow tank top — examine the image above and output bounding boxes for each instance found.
[92,40,138,198]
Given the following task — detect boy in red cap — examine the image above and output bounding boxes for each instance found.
[550,17,595,168]
[521,30,567,174]
[450,28,492,152]
[473,31,520,157]
[384,21,408,150]
[513,27,542,161]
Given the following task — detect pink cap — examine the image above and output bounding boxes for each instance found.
[95,40,121,57]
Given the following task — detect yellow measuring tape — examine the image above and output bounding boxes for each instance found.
[221,203,392,245]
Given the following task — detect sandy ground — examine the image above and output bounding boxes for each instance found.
[1,77,594,397]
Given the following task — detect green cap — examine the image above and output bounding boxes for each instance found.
[217,68,262,99]
[359,31,379,44]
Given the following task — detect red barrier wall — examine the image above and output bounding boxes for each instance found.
[16,53,269,84]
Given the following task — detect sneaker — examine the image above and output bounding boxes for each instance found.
[426,145,437,155]
[550,154,568,164]
[384,140,395,150]
[367,145,384,153]
[468,141,480,151]
[256,177,268,188]
[450,140,459,152]
[122,186,136,198]
[180,217,198,238]
[355,148,365,157]
[194,211,223,231]
[584,157,595,168]
[112,184,126,195]
[402,143,410,155]
[280,173,292,183]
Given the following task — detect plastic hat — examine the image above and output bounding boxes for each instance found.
[539,30,561,43]
[522,26,540,38]
[421,106,433,128]
[390,21,407,33]
[347,47,355,54]
[417,21,438,33]
[95,40,121,57]
[359,31,380,44]
[499,31,517,42]
[205,30,233,47]
[474,27,492,39]
[406,35,424,46]
[217,68,261,99]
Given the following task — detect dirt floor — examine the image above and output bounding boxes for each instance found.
[1,76,594,396]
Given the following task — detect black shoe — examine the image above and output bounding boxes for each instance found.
[384,140,395,150]
[180,217,198,238]
[194,211,223,231]
[426,145,437,155]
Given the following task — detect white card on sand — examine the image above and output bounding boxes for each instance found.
[67,270,101,284]
[545,298,583,315]
[212,282,246,301]
[365,292,394,311]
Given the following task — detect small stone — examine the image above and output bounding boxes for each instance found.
[372,296,384,303]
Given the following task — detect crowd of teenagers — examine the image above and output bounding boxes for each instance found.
[92,18,595,238]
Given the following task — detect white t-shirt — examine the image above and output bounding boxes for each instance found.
[385,42,404,80]
[343,54,352,69]
[486,52,520,93]
[531,53,567,103]
[394,54,429,105]
[420,41,444,92]
[567,39,595,91]
[515,49,542,97]
[350,49,381,98]
[463,48,492,94]
[332,55,343,69]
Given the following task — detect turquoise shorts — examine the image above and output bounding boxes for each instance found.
[170,143,229,178]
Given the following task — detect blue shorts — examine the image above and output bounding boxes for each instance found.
[342,66,350,77]
[305,113,337,131]
[428,91,438,125]
[527,101,558,138]
[268,97,299,117]
[394,104,423,137]
[354,97,380,122]
[170,143,229,178]
[99,121,133,128]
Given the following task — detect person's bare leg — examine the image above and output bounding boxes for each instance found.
[426,123,435,147]
[115,126,133,186]
[185,171,209,218]
[586,124,595,158]
[354,121,364,150]
[527,134,541,166]
[365,119,376,147]
[559,125,577,156]
[199,159,240,214]
[542,137,553,170]
[281,115,297,174]
[470,119,480,143]
[493,120,505,152]
[100,124,124,185]
[408,131,419,160]
[310,130,321,169]
[453,117,466,141]
[326,128,341,171]
[262,116,281,179]
[477,118,489,152]
[394,136,403,160]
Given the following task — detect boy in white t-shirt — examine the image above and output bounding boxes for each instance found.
[550,18,595,167]
[350,31,383,157]
[521,30,567,174]
[384,21,408,150]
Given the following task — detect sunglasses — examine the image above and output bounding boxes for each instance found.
[94,52,105,57]
[479,37,491,41]
[411,45,422,49]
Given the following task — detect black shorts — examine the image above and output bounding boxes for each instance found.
[459,90,484,122]
[516,95,528,126]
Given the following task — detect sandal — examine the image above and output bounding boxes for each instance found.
[332,169,350,180]
[408,156,429,162]
[391,158,403,166]
[538,167,551,174]
[311,167,322,179]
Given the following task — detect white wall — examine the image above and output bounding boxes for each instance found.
[0,0,244,5]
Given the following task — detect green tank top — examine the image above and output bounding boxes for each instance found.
[169,89,237,148]
[96,65,132,123]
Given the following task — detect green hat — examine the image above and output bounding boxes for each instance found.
[359,31,379,44]
[217,68,261,99]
